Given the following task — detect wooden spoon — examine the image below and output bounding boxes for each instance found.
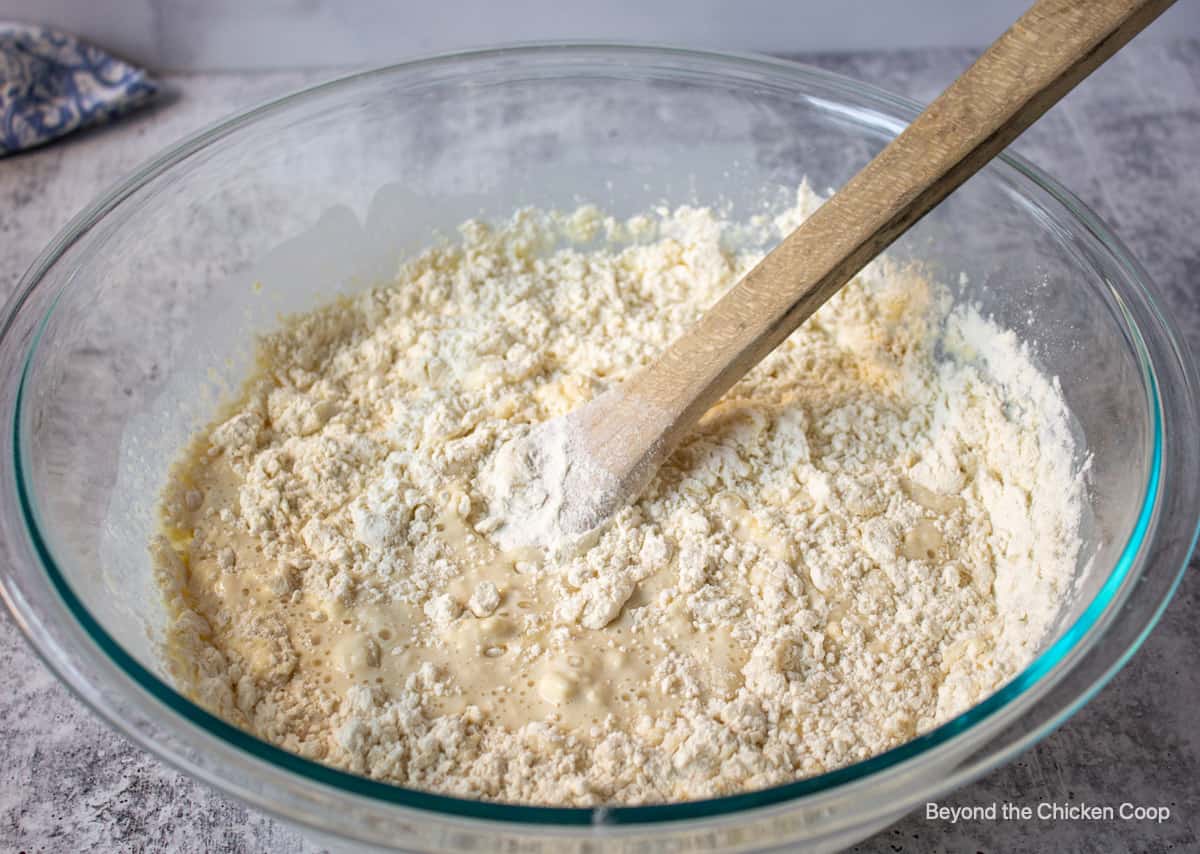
[484,0,1173,551]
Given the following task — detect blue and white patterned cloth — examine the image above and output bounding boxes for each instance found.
[0,24,158,156]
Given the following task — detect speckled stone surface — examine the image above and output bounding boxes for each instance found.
[1,42,1198,854]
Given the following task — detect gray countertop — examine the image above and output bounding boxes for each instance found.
[2,41,1198,854]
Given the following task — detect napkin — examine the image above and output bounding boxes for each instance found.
[1,24,158,156]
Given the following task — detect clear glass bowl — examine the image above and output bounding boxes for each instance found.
[0,45,1197,853]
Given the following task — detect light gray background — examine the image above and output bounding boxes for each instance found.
[3,0,1200,69]
[1,6,1199,854]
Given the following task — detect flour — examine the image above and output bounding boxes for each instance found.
[154,184,1084,806]
[478,414,620,553]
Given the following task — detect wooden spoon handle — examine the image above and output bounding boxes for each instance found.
[623,0,1173,449]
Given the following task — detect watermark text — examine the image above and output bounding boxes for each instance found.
[925,801,1171,824]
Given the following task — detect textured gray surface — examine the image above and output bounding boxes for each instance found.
[1,42,1198,854]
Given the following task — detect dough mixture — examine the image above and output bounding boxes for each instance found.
[154,185,1084,806]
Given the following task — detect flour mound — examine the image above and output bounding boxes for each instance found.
[154,186,1084,807]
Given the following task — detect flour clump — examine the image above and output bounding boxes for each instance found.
[479,415,619,553]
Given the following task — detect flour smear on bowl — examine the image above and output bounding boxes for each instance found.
[152,184,1084,806]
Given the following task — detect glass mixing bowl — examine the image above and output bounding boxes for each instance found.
[0,45,1196,853]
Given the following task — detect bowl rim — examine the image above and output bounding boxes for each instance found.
[2,41,1197,837]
